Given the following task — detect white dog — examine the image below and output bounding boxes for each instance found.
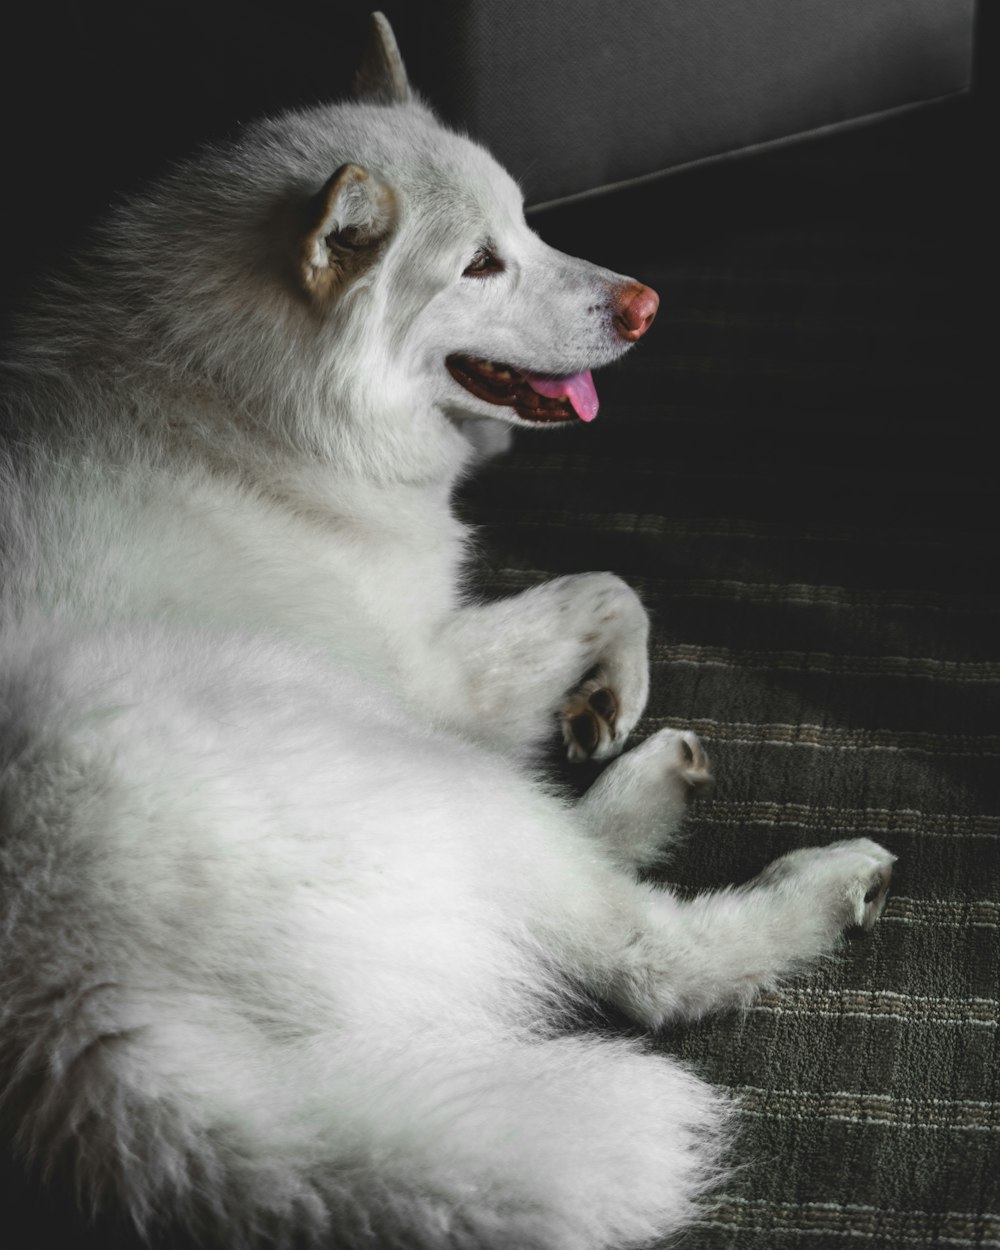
[0,14,895,1248]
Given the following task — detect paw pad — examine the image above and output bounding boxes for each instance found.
[587,687,617,725]
[567,709,600,757]
[561,677,620,762]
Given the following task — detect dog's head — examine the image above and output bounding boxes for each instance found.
[64,14,657,468]
[287,13,658,434]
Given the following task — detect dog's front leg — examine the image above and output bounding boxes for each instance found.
[431,573,649,760]
[577,727,713,869]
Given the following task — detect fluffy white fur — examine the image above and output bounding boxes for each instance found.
[0,15,894,1248]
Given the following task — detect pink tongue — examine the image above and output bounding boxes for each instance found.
[525,370,599,422]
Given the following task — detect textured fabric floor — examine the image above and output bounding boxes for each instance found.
[460,113,996,1250]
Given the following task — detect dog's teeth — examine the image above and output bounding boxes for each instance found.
[480,361,496,374]
[495,369,511,381]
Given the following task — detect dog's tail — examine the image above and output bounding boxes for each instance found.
[319,1030,732,1250]
[5,1016,729,1249]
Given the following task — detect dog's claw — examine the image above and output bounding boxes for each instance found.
[859,861,894,930]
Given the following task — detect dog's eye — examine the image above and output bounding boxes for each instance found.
[463,247,504,278]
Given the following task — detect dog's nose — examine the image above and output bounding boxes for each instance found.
[613,283,659,341]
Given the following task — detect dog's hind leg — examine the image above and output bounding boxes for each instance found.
[577,726,713,869]
[432,573,649,762]
[540,837,895,1028]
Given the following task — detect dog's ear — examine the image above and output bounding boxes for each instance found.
[297,163,397,298]
[352,12,413,105]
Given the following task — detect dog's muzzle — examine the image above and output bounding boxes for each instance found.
[446,356,598,424]
[446,281,658,424]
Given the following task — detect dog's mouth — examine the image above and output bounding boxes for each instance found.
[446,354,599,425]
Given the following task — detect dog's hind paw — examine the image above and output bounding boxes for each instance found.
[751,838,897,935]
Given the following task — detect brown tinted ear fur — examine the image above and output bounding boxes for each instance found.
[297,163,397,299]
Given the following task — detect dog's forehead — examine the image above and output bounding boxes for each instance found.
[371,110,524,229]
[294,103,524,231]
[410,158,524,237]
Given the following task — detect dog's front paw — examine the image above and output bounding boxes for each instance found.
[576,727,713,870]
[561,672,620,762]
[667,728,714,799]
[753,838,896,933]
[560,670,653,764]
[552,573,650,763]
[624,725,714,802]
